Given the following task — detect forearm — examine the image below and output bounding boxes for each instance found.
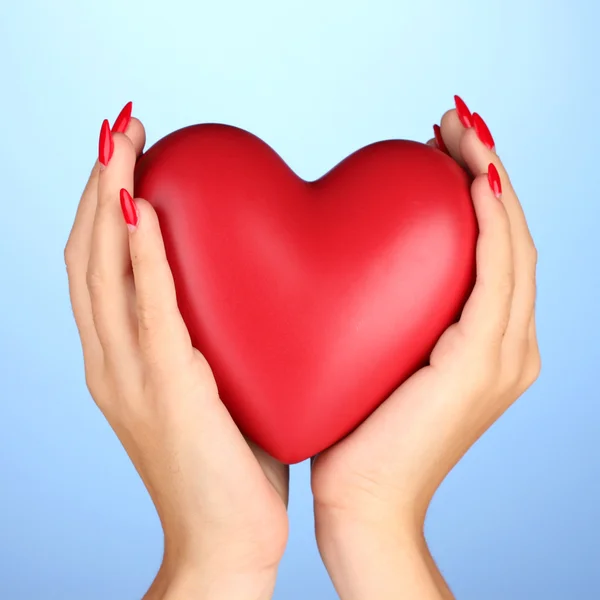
[315,511,453,600]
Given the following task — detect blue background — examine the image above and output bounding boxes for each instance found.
[1,0,598,598]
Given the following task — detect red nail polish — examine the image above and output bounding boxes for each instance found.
[433,124,448,153]
[98,119,114,166]
[454,95,473,128]
[487,163,502,198]
[473,113,495,150]
[112,101,133,133]
[120,188,138,228]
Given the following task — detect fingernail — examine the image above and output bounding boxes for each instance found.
[433,124,448,153]
[454,95,473,128]
[98,119,114,167]
[112,101,133,133]
[487,163,502,198]
[120,188,139,230]
[473,113,495,150]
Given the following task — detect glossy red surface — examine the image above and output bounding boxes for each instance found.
[134,124,477,464]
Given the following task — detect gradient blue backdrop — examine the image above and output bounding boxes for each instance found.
[1,1,598,598]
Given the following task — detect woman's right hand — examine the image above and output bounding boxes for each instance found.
[311,97,540,599]
[64,103,289,600]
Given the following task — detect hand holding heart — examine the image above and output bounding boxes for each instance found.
[311,100,540,599]
[65,97,539,600]
[65,106,289,600]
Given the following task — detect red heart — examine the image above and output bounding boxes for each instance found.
[134,124,477,464]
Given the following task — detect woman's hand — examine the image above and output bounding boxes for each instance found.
[64,103,289,600]
[311,96,541,600]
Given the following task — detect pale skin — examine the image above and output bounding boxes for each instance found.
[65,100,540,599]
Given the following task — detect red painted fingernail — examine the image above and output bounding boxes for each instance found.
[487,163,502,198]
[120,188,139,229]
[473,113,495,150]
[112,101,133,134]
[98,119,114,166]
[433,124,448,153]
[454,95,473,128]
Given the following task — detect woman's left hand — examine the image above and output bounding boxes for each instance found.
[311,96,541,600]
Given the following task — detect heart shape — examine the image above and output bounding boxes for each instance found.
[134,124,477,464]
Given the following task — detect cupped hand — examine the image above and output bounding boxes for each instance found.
[65,104,289,600]
[311,96,541,599]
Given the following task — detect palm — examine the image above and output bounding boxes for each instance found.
[311,362,441,505]
[192,348,290,507]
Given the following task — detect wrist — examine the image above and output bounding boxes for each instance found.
[162,569,277,600]
[144,543,279,600]
[145,564,277,600]
[315,508,449,600]
[314,497,427,549]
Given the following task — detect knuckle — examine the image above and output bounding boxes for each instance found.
[84,366,105,400]
[137,302,164,353]
[524,239,538,269]
[497,267,515,298]
[85,266,105,296]
[523,348,542,388]
[64,239,82,274]
[503,363,524,393]
[63,242,75,269]
[530,242,539,265]
[507,345,541,396]
[137,301,158,331]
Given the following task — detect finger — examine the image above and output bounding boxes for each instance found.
[431,125,448,154]
[88,125,139,361]
[66,106,145,354]
[111,101,133,134]
[457,167,514,348]
[436,95,481,170]
[65,162,104,363]
[438,110,468,169]
[120,191,193,365]
[523,313,541,385]
[459,127,538,362]
[118,115,146,157]
[503,233,537,365]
